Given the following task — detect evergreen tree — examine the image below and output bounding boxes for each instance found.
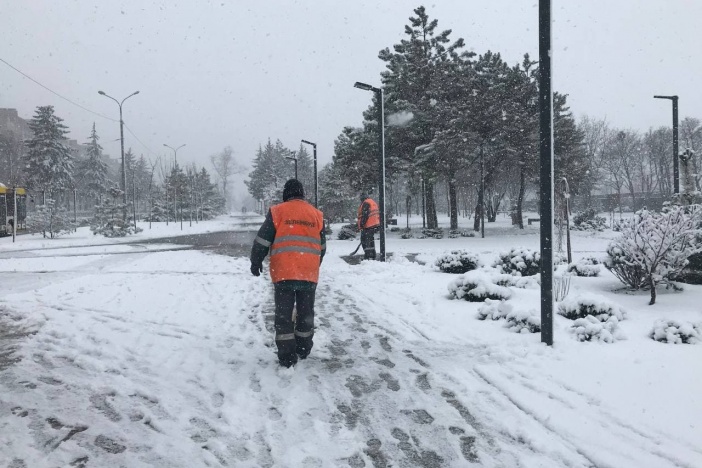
[79,122,109,207]
[378,6,468,228]
[24,105,74,198]
[318,162,357,223]
[246,139,291,207]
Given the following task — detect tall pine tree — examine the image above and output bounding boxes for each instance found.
[24,105,74,199]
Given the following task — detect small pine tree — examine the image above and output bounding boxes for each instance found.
[26,199,75,238]
[90,188,142,237]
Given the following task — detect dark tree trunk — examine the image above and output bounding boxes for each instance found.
[517,165,526,229]
[425,181,438,229]
[448,178,458,230]
[473,184,483,232]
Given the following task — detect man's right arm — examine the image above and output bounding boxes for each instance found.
[251,210,275,267]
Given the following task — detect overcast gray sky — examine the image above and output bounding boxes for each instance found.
[2,1,701,199]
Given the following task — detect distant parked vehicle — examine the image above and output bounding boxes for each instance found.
[0,184,27,236]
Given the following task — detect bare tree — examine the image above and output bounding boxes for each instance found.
[211,146,244,212]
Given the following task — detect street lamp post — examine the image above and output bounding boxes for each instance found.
[538,0,554,346]
[163,143,186,168]
[285,151,298,179]
[354,81,386,262]
[98,90,139,221]
[301,139,318,207]
[653,95,679,194]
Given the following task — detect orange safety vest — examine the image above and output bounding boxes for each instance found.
[269,199,324,283]
[358,198,380,229]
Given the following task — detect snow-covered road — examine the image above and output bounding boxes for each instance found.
[1,219,700,467]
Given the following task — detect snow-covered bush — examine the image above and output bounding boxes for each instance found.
[491,273,540,289]
[604,206,702,304]
[448,273,512,302]
[434,250,480,274]
[650,320,701,344]
[494,247,540,276]
[419,228,443,239]
[567,257,601,277]
[400,229,413,239]
[26,199,75,238]
[390,227,400,232]
[557,295,626,322]
[337,224,357,240]
[571,208,607,232]
[569,316,623,343]
[476,299,512,320]
[504,309,541,333]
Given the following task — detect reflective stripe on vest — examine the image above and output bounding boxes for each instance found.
[269,200,324,283]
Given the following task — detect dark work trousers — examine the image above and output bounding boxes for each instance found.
[274,283,316,365]
[361,226,379,259]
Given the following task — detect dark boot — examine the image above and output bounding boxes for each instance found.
[278,352,298,368]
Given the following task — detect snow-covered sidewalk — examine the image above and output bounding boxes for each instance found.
[1,216,700,467]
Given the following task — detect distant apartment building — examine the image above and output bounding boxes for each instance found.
[0,108,32,140]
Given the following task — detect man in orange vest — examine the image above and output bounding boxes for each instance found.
[357,192,380,260]
[250,179,326,368]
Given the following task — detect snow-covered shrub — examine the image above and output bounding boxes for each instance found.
[337,224,357,240]
[650,320,701,344]
[461,231,476,238]
[569,316,623,343]
[448,273,512,302]
[491,273,540,289]
[420,228,443,239]
[504,309,541,333]
[494,247,540,276]
[476,299,512,320]
[604,206,702,304]
[390,227,400,232]
[400,229,413,239]
[557,295,626,322]
[571,209,607,232]
[567,257,601,277]
[434,250,480,274]
[26,199,75,238]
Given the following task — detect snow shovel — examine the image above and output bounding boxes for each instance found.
[349,242,362,256]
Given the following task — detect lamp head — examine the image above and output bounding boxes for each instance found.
[354,82,374,91]
[98,91,106,95]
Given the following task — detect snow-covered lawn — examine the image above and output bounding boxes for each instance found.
[0,213,700,467]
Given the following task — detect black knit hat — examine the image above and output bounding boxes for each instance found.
[283,179,305,201]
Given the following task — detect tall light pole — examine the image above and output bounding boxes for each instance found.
[285,151,298,179]
[98,90,139,221]
[539,0,554,346]
[354,81,386,262]
[301,139,318,207]
[653,95,679,194]
[163,143,186,168]
[163,143,186,230]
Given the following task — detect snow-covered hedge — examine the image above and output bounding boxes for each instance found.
[567,257,601,277]
[650,320,701,344]
[400,229,413,239]
[504,309,541,333]
[494,247,540,276]
[557,295,626,322]
[448,272,512,302]
[476,299,512,320]
[435,250,480,274]
[491,273,540,289]
[569,316,623,343]
[571,209,607,232]
[337,224,357,240]
[419,228,443,239]
[448,229,475,239]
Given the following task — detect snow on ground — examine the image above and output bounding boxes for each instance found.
[0,212,700,467]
